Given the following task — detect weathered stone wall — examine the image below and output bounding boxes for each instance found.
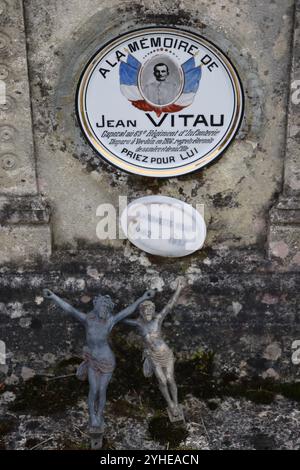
[0,248,300,449]
[24,0,293,248]
[0,0,300,450]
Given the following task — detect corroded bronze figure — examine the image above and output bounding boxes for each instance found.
[124,277,185,422]
[43,288,155,447]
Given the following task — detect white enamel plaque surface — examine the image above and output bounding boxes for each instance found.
[77,27,244,178]
[121,196,206,257]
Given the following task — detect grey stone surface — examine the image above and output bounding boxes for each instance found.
[0,0,52,263]
[0,247,299,449]
[1,395,300,450]
[0,0,299,451]
[283,0,300,197]
[0,247,299,378]
[0,224,51,264]
[23,0,294,249]
[269,1,300,270]
[0,0,37,195]
[0,195,50,225]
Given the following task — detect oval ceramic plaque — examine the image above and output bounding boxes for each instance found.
[121,196,206,257]
[77,27,244,177]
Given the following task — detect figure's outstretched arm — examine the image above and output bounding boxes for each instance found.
[158,277,186,323]
[123,319,140,327]
[112,289,157,326]
[43,289,86,324]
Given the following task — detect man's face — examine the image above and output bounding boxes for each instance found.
[93,295,114,319]
[154,64,168,82]
[140,302,155,322]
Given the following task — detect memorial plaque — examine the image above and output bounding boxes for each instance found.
[121,196,207,257]
[77,27,244,177]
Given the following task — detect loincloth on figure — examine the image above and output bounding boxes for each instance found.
[77,348,115,381]
[142,345,174,377]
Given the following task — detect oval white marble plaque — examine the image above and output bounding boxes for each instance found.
[121,195,206,257]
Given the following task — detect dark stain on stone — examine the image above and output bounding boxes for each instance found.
[25,420,41,431]
[249,433,276,450]
[126,174,167,193]
[229,383,275,405]
[206,399,219,411]
[175,350,300,406]
[220,371,239,385]
[53,356,82,374]
[210,192,239,208]
[279,382,300,401]
[59,435,114,450]
[177,349,217,400]
[109,328,165,410]
[148,414,188,447]
[109,399,145,420]
[0,416,18,436]
[0,440,6,449]
[247,356,271,372]
[119,3,205,29]
[221,378,300,405]
[58,438,90,450]
[31,318,43,331]
[9,357,87,416]
[4,332,300,431]
[25,437,41,449]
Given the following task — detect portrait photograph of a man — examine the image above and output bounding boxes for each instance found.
[139,55,183,106]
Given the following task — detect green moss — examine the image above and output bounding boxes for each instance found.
[6,337,300,430]
[59,436,116,451]
[148,414,188,447]
[59,438,90,450]
[221,376,277,405]
[109,329,165,410]
[52,357,82,374]
[243,388,275,405]
[109,399,146,420]
[177,351,280,406]
[63,436,116,450]
[102,438,116,450]
[190,350,215,374]
[177,349,216,400]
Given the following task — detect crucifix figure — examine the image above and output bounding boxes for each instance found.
[124,277,185,422]
[43,288,155,446]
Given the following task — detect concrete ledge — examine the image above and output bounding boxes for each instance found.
[0,195,52,264]
[0,224,51,264]
[0,195,51,225]
[269,197,300,269]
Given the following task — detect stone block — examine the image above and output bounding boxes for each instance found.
[0,223,51,264]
